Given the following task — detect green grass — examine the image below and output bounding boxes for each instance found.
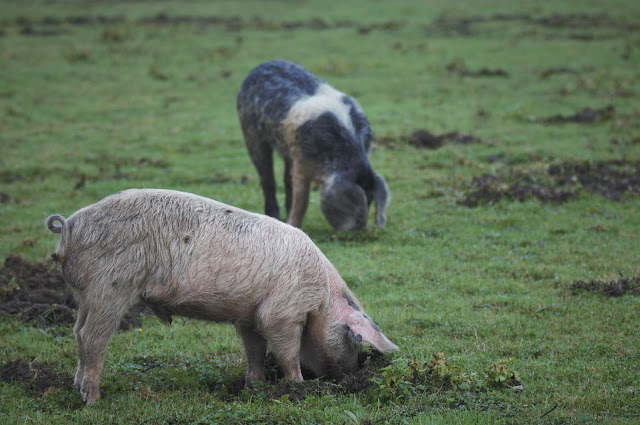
[1,0,640,423]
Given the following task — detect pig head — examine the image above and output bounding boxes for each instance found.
[46,189,397,403]
[299,267,398,380]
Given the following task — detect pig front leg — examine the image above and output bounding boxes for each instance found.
[262,319,304,382]
[235,321,267,386]
[284,157,293,217]
[287,171,311,228]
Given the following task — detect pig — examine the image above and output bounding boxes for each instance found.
[237,59,389,232]
[46,189,397,403]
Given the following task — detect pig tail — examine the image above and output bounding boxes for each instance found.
[46,215,66,233]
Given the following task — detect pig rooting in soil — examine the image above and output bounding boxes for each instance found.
[46,189,397,403]
[237,60,389,231]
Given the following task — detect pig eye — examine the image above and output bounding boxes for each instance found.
[347,328,363,343]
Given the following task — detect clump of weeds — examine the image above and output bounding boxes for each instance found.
[368,353,522,403]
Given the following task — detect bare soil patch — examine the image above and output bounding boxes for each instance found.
[570,277,640,297]
[377,129,484,150]
[460,159,640,206]
[0,255,148,330]
[10,14,404,36]
[538,66,594,79]
[223,351,388,400]
[0,359,73,396]
[425,12,639,39]
[0,155,169,186]
[446,59,509,78]
[459,173,576,207]
[541,105,615,124]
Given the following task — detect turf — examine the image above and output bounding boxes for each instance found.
[1,0,639,423]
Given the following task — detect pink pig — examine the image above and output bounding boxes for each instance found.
[46,189,397,403]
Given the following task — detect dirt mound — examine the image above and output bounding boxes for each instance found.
[446,59,509,78]
[11,14,404,36]
[376,129,484,150]
[549,160,640,200]
[0,255,148,330]
[411,130,482,149]
[459,171,576,207]
[0,254,66,292]
[460,159,640,206]
[0,359,73,395]
[425,12,638,39]
[542,105,615,124]
[571,277,640,297]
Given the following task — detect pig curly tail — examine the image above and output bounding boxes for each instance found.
[46,215,66,233]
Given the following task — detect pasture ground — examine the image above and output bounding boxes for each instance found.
[1,0,639,423]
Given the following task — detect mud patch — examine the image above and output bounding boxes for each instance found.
[412,130,482,149]
[0,155,169,187]
[0,359,73,396]
[0,255,148,330]
[0,192,13,203]
[570,277,640,297]
[460,159,640,206]
[540,105,615,124]
[425,12,639,39]
[446,59,509,78]
[376,129,484,150]
[224,350,388,400]
[538,66,594,79]
[459,172,576,207]
[549,160,640,200]
[10,14,405,36]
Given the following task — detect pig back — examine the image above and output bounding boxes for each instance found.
[59,189,331,322]
[169,205,330,322]
[112,189,331,322]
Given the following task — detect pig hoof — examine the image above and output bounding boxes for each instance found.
[81,385,100,404]
[244,374,266,388]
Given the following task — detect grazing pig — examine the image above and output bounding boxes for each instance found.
[46,189,397,403]
[237,59,389,231]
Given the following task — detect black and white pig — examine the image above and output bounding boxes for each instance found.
[237,60,389,231]
[46,189,397,403]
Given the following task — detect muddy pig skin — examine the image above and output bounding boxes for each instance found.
[237,60,389,231]
[46,189,397,403]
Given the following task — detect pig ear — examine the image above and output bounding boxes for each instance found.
[346,311,398,353]
[372,172,389,228]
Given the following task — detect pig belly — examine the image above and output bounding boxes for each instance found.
[141,276,262,323]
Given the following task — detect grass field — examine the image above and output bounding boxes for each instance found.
[1,0,640,423]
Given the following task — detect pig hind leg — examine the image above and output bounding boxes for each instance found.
[74,290,138,403]
[246,135,280,220]
[235,321,267,386]
[73,302,90,389]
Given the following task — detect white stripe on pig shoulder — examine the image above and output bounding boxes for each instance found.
[283,83,360,147]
